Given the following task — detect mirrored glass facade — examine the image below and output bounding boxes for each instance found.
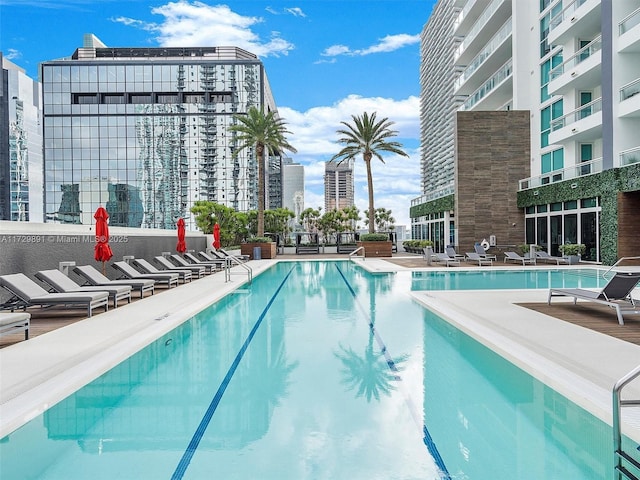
[41,43,275,230]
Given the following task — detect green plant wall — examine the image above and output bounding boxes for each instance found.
[409,194,455,218]
[517,163,640,265]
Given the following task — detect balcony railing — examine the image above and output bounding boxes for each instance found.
[619,7,640,35]
[620,78,640,101]
[453,0,478,32]
[454,0,504,61]
[454,18,512,91]
[549,0,588,32]
[549,36,601,80]
[519,157,603,191]
[620,146,640,166]
[550,97,602,131]
[411,185,455,207]
[459,59,512,111]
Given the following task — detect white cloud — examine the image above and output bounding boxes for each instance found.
[321,33,420,58]
[5,48,22,60]
[114,1,294,57]
[284,7,306,17]
[279,95,420,227]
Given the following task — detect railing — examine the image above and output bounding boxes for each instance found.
[453,0,478,32]
[549,36,601,81]
[612,363,640,480]
[454,0,504,61]
[619,7,640,35]
[620,146,640,167]
[349,246,365,262]
[550,97,602,131]
[602,256,640,280]
[411,185,455,206]
[223,254,252,284]
[460,59,512,111]
[549,0,588,33]
[620,79,640,102]
[454,18,512,91]
[518,157,603,190]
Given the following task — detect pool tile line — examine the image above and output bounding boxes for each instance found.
[170,266,295,480]
[334,264,452,480]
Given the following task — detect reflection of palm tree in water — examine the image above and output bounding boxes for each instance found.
[335,270,407,402]
[254,345,299,407]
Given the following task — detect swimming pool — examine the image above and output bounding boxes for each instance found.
[0,262,633,479]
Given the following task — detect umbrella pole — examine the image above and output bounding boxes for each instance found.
[102,261,106,276]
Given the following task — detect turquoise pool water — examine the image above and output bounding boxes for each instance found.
[0,262,630,479]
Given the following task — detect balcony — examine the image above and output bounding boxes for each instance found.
[619,7,640,53]
[548,0,601,46]
[453,0,483,36]
[548,36,601,95]
[619,79,640,118]
[454,18,512,95]
[620,146,640,167]
[459,59,512,111]
[454,0,510,64]
[518,157,603,191]
[549,98,602,144]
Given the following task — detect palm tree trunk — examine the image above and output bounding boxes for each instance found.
[257,143,265,237]
[365,156,375,233]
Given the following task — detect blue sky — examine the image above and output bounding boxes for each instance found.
[1,0,436,228]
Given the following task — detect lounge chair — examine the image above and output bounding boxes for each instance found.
[208,249,249,263]
[445,246,465,260]
[0,312,30,340]
[548,272,640,325]
[474,243,497,261]
[112,261,179,289]
[535,251,569,265]
[73,265,155,298]
[0,273,109,317]
[465,252,493,266]
[184,252,225,270]
[170,254,217,275]
[132,258,192,283]
[154,256,206,278]
[504,251,535,265]
[35,269,131,309]
[432,253,460,267]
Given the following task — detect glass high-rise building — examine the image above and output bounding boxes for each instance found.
[41,34,279,230]
[1,55,43,222]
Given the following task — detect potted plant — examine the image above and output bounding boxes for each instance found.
[357,233,393,257]
[241,236,277,259]
[558,243,585,264]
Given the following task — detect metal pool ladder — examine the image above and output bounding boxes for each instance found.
[613,364,640,480]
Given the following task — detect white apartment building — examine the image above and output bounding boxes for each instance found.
[412,0,640,264]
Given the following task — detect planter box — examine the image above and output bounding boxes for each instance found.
[357,241,393,258]
[241,242,277,259]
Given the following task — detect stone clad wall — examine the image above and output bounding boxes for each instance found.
[455,111,530,255]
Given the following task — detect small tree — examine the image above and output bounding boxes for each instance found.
[299,207,322,233]
[331,112,408,234]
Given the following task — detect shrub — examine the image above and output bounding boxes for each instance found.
[558,243,586,256]
[360,233,389,241]
[245,236,272,243]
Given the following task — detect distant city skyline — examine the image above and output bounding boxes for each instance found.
[0,0,436,228]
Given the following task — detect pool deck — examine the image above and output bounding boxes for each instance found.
[1,255,640,446]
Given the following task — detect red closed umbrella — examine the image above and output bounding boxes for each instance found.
[94,206,113,275]
[213,223,221,250]
[176,218,187,253]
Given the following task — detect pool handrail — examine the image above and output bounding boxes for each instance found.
[224,255,252,284]
[349,246,365,262]
[612,363,640,480]
[602,256,640,281]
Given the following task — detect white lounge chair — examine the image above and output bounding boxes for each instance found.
[535,251,569,265]
[131,258,192,283]
[35,269,131,309]
[474,243,497,261]
[465,252,493,266]
[170,254,217,275]
[155,256,206,278]
[112,262,179,289]
[0,312,30,340]
[504,251,535,265]
[432,253,460,267]
[0,273,109,317]
[548,271,640,325]
[184,252,225,270]
[73,265,155,298]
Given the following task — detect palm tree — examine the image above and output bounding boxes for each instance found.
[229,106,297,236]
[331,112,409,234]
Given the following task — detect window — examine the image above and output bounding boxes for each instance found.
[129,93,152,104]
[102,94,125,104]
[73,93,98,104]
